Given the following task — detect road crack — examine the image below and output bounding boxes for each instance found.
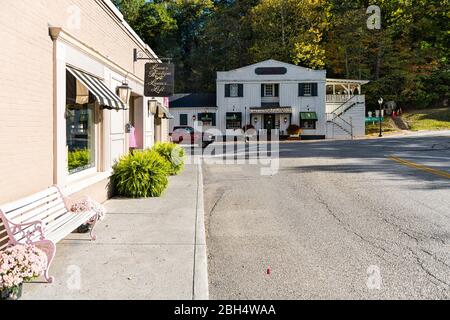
[311,187,393,259]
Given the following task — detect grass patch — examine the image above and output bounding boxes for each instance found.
[366,117,398,136]
[402,108,450,131]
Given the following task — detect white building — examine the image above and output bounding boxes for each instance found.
[170,59,368,139]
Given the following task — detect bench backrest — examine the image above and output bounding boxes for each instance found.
[0,186,68,251]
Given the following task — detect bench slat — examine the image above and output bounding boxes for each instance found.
[10,199,65,225]
[1,187,60,214]
[0,234,9,245]
[46,211,95,243]
[44,211,87,235]
[40,207,70,226]
[6,192,62,222]
[14,207,68,243]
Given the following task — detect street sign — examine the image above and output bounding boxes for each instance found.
[144,63,175,97]
[365,117,384,122]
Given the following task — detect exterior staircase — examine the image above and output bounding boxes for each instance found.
[326,96,364,138]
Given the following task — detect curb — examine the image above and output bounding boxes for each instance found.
[193,162,209,300]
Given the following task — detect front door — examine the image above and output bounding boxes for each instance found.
[264,114,275,130]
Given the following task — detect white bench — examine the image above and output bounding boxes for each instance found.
[0,185,99,283]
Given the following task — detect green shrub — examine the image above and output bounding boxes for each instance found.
[68,149,91,171]
[152,142,185,175]
[111,149,170,198]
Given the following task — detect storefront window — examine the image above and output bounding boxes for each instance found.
[226,112,242,129]
[300,120,316,129]
[198,113,216,127]
[66,71,96,175]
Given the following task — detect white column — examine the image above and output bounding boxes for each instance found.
[51,34,68,185]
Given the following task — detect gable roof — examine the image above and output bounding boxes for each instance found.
[217,59,326,82]
[220,59,324,74]
[169,93,217,109]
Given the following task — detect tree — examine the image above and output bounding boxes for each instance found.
[111,0,145,25]
[249,0,328,69]
[112,0,449,108]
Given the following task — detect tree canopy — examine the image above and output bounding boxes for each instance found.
[113,0,449,110]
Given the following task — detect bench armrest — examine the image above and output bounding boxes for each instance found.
[9,220,46,244]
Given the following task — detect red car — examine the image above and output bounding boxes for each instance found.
[171,126,215,147]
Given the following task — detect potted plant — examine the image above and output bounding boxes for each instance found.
[0,244,47,300]
[287,124,302,137]
[70,197,107,234]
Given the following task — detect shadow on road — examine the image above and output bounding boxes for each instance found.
[278,135,450,190]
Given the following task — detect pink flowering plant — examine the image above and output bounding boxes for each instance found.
[70,197,106,225]
[0,244,48,298]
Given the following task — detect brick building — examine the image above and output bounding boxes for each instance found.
[0,0,170,205]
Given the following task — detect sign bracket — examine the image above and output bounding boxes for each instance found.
[133,48,173,64]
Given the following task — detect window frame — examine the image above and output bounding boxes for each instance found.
[226,112,242,130]
[303,83,312,96]
[66,102,100,182]
[65,71,100,178]
[264,84,274,97]
[300,119,317,130]
[229,84,239,97]
[180,114,188,126]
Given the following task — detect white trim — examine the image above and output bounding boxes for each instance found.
[50,27,147,84]
[326,78,370,85]
[66,167,98,184]
[64,171,113,196]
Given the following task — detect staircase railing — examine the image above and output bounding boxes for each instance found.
[326,110,354,138]
[329,95,359,118]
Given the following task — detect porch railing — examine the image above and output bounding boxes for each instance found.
[326,94,358,103]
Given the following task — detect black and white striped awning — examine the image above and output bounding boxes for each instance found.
[67,66,126,110]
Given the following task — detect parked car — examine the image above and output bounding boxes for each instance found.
[171,126,215,148]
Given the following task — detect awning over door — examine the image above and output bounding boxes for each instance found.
[300,112,318,120]
[67,66,126,110]
[250,106,292,114]
[226,112,242,121]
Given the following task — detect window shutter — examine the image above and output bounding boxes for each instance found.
[212,113,216,126]
[299,84,305,96]
[261,84,265,97]
[225,84,230,97]
[275,84,279,97]
[312,83,318,96]
[238,84,244,97]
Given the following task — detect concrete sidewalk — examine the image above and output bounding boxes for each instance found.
[22,164,208,300]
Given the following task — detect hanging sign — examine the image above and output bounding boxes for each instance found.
[144,63,175,97]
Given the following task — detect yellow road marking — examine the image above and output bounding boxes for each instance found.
[389,156,450,179]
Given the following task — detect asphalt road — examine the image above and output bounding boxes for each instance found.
[202,132,450,299]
